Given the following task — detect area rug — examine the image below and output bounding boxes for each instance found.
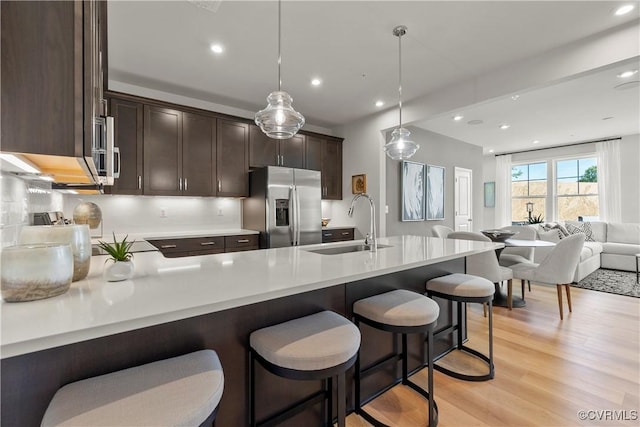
[573,269,639,298]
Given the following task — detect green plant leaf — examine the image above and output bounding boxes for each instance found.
[98,233,135,262]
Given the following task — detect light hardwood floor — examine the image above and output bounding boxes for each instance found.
[346,283,640,426]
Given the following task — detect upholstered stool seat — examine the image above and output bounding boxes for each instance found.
[427,273,495,381]
[41,349,224,427]
[249,310,360,427]
[353,290,440,427]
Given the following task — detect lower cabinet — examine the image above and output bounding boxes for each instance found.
[321,228,355,243]
[147,234,259,258]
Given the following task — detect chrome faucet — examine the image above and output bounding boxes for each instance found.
[348,193,377,252]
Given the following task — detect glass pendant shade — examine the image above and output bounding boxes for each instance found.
[384,127,419,160]
[255,91,305,139]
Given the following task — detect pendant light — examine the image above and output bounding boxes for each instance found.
[384,25,419,160]
[255,0,305,139]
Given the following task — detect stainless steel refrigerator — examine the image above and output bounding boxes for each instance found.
[243,166,322,248]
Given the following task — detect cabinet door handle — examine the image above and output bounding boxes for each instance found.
[237,239,250,243]
[323,233,333,237]
[218,180,222,192]
[179,178,183,191]
[184,178,188,191]
[200,242,217,246]
[138,176,142,190]
[341,232,350,236]
[160,244,177,249]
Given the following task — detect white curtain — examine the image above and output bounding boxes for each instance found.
[495,154,512,227]
[596,139,622,223]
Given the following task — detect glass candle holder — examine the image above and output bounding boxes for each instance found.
[1,244,73,302]
[20,224,91,281]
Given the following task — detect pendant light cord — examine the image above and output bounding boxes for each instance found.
[278,0,282,91]
[397,28,403,128]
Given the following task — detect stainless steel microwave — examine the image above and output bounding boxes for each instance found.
[92,116,120,185]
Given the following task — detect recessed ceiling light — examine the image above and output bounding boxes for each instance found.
[311,78,322,86]
[614,4,635,15]
[511,95,520,101]
[210,44,223,54]
[453,115,464,121]
[499,124,510,130]
[617,69,638,78]
[375,100,384,107]
[532,140,540,144]
[488,149,495,153]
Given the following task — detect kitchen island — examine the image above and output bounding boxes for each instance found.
[1,235,502,426]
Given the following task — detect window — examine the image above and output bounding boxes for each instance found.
[555,157,599,221]
[511,162,547,224]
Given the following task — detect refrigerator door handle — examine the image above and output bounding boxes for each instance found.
[288,186,295,246]
[296,186,301,246]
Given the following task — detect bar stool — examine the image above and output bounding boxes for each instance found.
[426,273,495,381]
[249,310,361,427]
[41,349,224,427]
[353,289,440,427]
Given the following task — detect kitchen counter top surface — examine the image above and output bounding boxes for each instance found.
[322,225,355,230]
[1,235,502,358]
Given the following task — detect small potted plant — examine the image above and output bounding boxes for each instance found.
[527,214,544,224]
[98,233,135,282]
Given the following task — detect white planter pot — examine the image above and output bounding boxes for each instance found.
[103,260,135,282]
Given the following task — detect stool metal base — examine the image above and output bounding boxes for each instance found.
[428,292,495,382]
[353,316,438,427]
[249,349,356,427]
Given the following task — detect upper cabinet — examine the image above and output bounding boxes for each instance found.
[306,136,343,200]
[217,120,249,197]
[1,0,105,157]
[143,105,184,196]
[249,125,305,169]
[110,98,143,195]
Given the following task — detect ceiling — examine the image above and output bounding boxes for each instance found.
[108,1,640,152]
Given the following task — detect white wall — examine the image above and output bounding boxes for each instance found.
[61,194,242,237]
[385,128,484,237]
[482,133,640,228]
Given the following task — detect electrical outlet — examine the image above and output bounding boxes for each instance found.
[160,207,168,218]
[217,209,223,216]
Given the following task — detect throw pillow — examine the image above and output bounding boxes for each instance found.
[538,229,561,243]
[565,222,595,242]
[540,223,570,239]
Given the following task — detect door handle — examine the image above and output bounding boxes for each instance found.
[184,178,188,191]
[218,180,222,192]
[160,244,177,249]
[200,242,217,246]
[237,239,250,243]
[138,175,142,190]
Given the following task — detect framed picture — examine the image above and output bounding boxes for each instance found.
[426,165,445,220]
[484,182,495,207]
[352,174,367,194]
[401,161,425,221]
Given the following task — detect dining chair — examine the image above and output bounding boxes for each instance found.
[499,225,537,294]
[509,233,585,320]
[432,225,454,238]
[448,232,514,312]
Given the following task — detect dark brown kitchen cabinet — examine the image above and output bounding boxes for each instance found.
[322,228,355,243]
[147,236,225,258]
[249,125,305,169]
[306,136,343,200]
[217,119,249,197]
[183,113,216,196]
[143,106,183,196]
[224,235,259,252]
[110,98,143,195]
[1,0,105,157]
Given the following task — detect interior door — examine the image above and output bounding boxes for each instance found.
[455,167,473,231]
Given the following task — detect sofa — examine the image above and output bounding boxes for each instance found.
[526,221,640,282]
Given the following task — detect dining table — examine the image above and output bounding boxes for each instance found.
[493,238,557,308]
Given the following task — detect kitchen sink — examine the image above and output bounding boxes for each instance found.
[306,244,391,255]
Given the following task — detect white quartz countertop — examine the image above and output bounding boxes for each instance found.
[1,235,502,358]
